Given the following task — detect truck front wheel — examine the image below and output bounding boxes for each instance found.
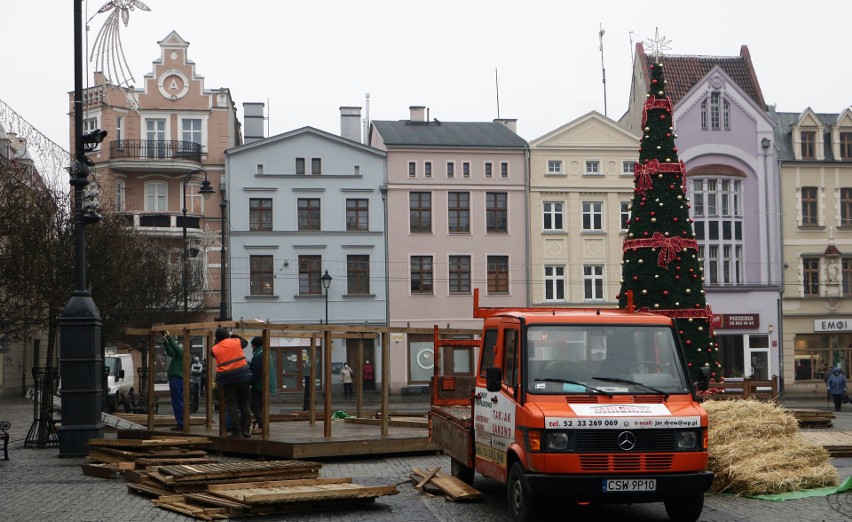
[450,457,475,485]
[507,462,537,521]
[664,492,704,522]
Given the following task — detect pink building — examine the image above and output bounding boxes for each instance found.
[370,107,528,392]
[68,31,240,323]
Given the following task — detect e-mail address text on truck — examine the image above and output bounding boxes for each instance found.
[429,289,713,522]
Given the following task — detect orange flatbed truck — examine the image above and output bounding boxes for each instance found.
[429,290,713,522]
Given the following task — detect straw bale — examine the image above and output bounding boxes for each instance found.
[702,399,839,495]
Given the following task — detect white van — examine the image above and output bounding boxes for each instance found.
[105,354,135,412]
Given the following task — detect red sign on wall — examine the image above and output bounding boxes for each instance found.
[710,314,760,330]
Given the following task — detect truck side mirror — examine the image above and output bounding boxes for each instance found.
[119,369,125,380]
[485,367,502,392]
[697,367,711,391]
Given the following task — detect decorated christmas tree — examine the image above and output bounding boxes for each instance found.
[617,32,722,384]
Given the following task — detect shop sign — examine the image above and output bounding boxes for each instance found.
[710,314,759,329]
[813,318,852,332]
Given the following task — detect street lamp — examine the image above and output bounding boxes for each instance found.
[182,169,214,321]
[218,195,229,321]
[321,270,332,325]
[59,0,106,456]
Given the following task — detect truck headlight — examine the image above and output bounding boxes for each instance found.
[546,432,569,451]
[675,430,697,450]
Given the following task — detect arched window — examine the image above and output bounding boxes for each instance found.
[692,176,743,285]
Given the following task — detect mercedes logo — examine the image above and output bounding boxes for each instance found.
[618,431,636,451]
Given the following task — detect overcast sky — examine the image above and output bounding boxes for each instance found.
[3,0,851,157]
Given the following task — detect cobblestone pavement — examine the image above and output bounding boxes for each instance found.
[2,398,852,521]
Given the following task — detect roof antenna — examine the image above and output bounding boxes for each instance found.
[495,68,501,119]
[599,24,607,117]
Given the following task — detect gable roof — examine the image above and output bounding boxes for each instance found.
[371,120,527,149]
[638,44,766,108]
[226,125,386,157]
[529,110,639,147]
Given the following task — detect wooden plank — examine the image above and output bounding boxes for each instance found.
[81,463,118,479]
[117,461,136,470]
[209,481,399,505]
[184,492,251,510]
[209,477,352,492]
[411,467,480,501]
[153,461,322,484]
[127,482,173,497]
[344,417,428,429]
[415,467,440,489]
[87,437,210,448]
[135,457,217,467]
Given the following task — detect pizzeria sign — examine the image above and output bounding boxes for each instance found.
[710,314,759,329]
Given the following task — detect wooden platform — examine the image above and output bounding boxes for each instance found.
[800,430,852,457]
[119,414,436,460]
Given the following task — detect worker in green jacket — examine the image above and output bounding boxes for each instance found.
[162,331,185,430]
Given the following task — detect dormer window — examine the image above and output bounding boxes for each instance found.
[801,131,816,160]
[840,132,852,160]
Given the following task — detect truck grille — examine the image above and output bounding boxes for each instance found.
[579,453,674,472]
[575,430,675,452]
[564,395,667,404]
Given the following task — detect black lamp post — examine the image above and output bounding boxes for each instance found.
[218,196,229,321]
[60,0,105,456]
[321,270,332,325]
[181,170,214,321]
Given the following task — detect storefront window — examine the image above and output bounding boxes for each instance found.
[794,334,852,381]
[717,335,745,378]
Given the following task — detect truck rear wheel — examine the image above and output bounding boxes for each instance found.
[450,457,475,485]
[507,462,537,521]
[664,492,704,522]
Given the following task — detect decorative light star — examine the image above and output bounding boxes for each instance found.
[89,0,152,87]
[645,28,672,62]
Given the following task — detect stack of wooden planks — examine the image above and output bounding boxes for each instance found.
[409,466,480,501]
[82,435,214,478]
[787,408,835,429]
[128,461,397,519]
[81,434,399,519]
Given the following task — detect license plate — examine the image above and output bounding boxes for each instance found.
[603,479,656,492]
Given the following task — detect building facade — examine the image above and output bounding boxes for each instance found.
[0,127,50,399]
[771,106,852,394]
[226,112,387,394]
[370,107,528,392]
[70,31,239,322]
[528,111,639,307]
[620,45,782,385]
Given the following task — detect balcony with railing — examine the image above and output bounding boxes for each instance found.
[109,140,202,171]
[120,212,205,237]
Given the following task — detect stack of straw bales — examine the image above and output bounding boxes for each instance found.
[703,398,838,495]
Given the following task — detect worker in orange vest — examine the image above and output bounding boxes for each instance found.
[212,328,252,438]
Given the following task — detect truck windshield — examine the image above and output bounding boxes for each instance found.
[525,325,691,395]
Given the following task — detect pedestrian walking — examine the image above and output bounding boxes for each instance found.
[340,363,354,398]
[827,366,848,412]
[212,328,252,438]
[161,331,184,430]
